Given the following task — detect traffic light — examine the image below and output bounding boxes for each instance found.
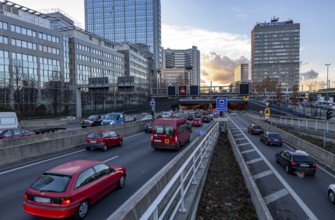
[327,109,333,120]
[265,108,270,116]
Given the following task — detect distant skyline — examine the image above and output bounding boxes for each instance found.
[9,0,335,91]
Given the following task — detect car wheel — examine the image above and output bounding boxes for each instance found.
[118,175,126,188]
[328,190,335,203]
[75,200,89,220]
[285,165,291,174]
[85,147,90,151]
[102,144,108,152]
[81,126,86,128]
[275,155,279,163]
[186,135,190,143]
[265,140,268,145]
[119,140,123,146]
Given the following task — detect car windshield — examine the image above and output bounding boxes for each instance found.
[87,132,102,138]
[269,134,281,138]
[254,126,262,129]
[30,174,71,193]
[88,115,98,120]
[293,155,313,162]
[105,114,119,120]
[154,125,174,135]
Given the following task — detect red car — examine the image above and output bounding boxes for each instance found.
[23,160,127,219]
[191,118,202,127]
[85,130,123,151]
[0,128,35,139]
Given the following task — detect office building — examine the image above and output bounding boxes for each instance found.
[162,46,200,86]
[251,17,300,92]
[234,64,249,83]
[85,0,161,87]
[0,1,131,116]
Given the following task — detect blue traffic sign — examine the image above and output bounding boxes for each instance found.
[150,101,155,107]
[216,97,228,111]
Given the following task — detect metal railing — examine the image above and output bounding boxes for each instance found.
[140,124,219,220]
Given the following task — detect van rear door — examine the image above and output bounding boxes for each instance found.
[152,124,175,145]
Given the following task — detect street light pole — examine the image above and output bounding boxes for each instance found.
[325,64,331,89]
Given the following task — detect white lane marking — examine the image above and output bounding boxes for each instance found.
[246,157,263,164]
[253,170,273,180]
[228,118,318,220]
[0,133,141,175]
[241,149,256,154]
[237,142,249,147]
[103,156,119,163]
[234,138,246,141]
[235,134,244,136]
[264,188,289,205]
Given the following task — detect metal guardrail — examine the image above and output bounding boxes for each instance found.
[108,123,219,220]
[140,124,219,220]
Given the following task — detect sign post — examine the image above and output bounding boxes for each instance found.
[150,98,155,116]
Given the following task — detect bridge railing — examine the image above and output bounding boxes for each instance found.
[108,123,219,220]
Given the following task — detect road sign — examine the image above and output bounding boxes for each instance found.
[150,100,155,107]
[216,97,228,111]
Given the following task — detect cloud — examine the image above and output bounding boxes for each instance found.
[301,69,318,80]
[162,24,250,86]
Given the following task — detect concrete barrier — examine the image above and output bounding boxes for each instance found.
[0,121,145,168]
[245,113,335,172]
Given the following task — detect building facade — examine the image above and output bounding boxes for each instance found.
[0,1,140,117]
[84,0,161,87]
[251,18,300,92]
[162,46,200,86]
[234,64,249,83]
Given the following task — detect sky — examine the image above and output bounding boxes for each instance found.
[9,0,335,90]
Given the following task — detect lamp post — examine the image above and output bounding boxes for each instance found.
[325,64,331,89]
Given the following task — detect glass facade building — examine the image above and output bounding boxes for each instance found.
[251,18,300,92]
[85,0,161,73]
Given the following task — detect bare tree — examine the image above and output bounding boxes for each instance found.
[275,83,283,106]
[47,71,63,115]
[290,84,299,105]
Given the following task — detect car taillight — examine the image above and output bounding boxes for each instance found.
[24,194,27,200]
[61,197,71,204]
[267,138,271,141]
[175,136,178,143]
[151,134,153,141]
[311,163,317,167]
[290,161,297,166]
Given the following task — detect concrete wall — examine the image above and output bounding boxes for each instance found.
[0,121,145,168]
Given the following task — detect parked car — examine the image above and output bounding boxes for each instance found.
[23,160,127,219]
[144,121,153,133]
[275,150,316,176]
[141,115,153,121]
[260,131,283,146]
[0,128,35,139]
[85,130,123,151]
[248,124,264,135]
[328,184,335,203]
[81,114,103,128]
[191,118,202,127]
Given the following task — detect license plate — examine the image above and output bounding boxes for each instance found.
[274,139,279,141]
[90,140,96,143]
[164,139,169,144]
[300,164,309,167]
[154,139,161,143]
[34,197,50,203]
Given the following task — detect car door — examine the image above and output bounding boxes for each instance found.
[110,131,119,146]
[103,131,113,147]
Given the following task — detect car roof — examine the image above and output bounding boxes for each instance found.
[47,160,102,175]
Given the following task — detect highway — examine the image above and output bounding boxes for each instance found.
[0,121,212,220]
[227,112,335,220]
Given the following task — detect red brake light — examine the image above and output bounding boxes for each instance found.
[311,163,317,167]
[175,135,178,143]
[61,198,71,204]
[24,194,27,200]
[290,161,297,166]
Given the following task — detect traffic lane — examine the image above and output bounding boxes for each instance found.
[0,122,209,219]
[235,117,335,219]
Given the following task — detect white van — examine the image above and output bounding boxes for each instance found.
[0,112,18,129]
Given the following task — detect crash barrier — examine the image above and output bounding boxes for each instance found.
[0,121,145,168]
[227,121,273,220]
[245,113,335,172]
[108,123,219,220]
